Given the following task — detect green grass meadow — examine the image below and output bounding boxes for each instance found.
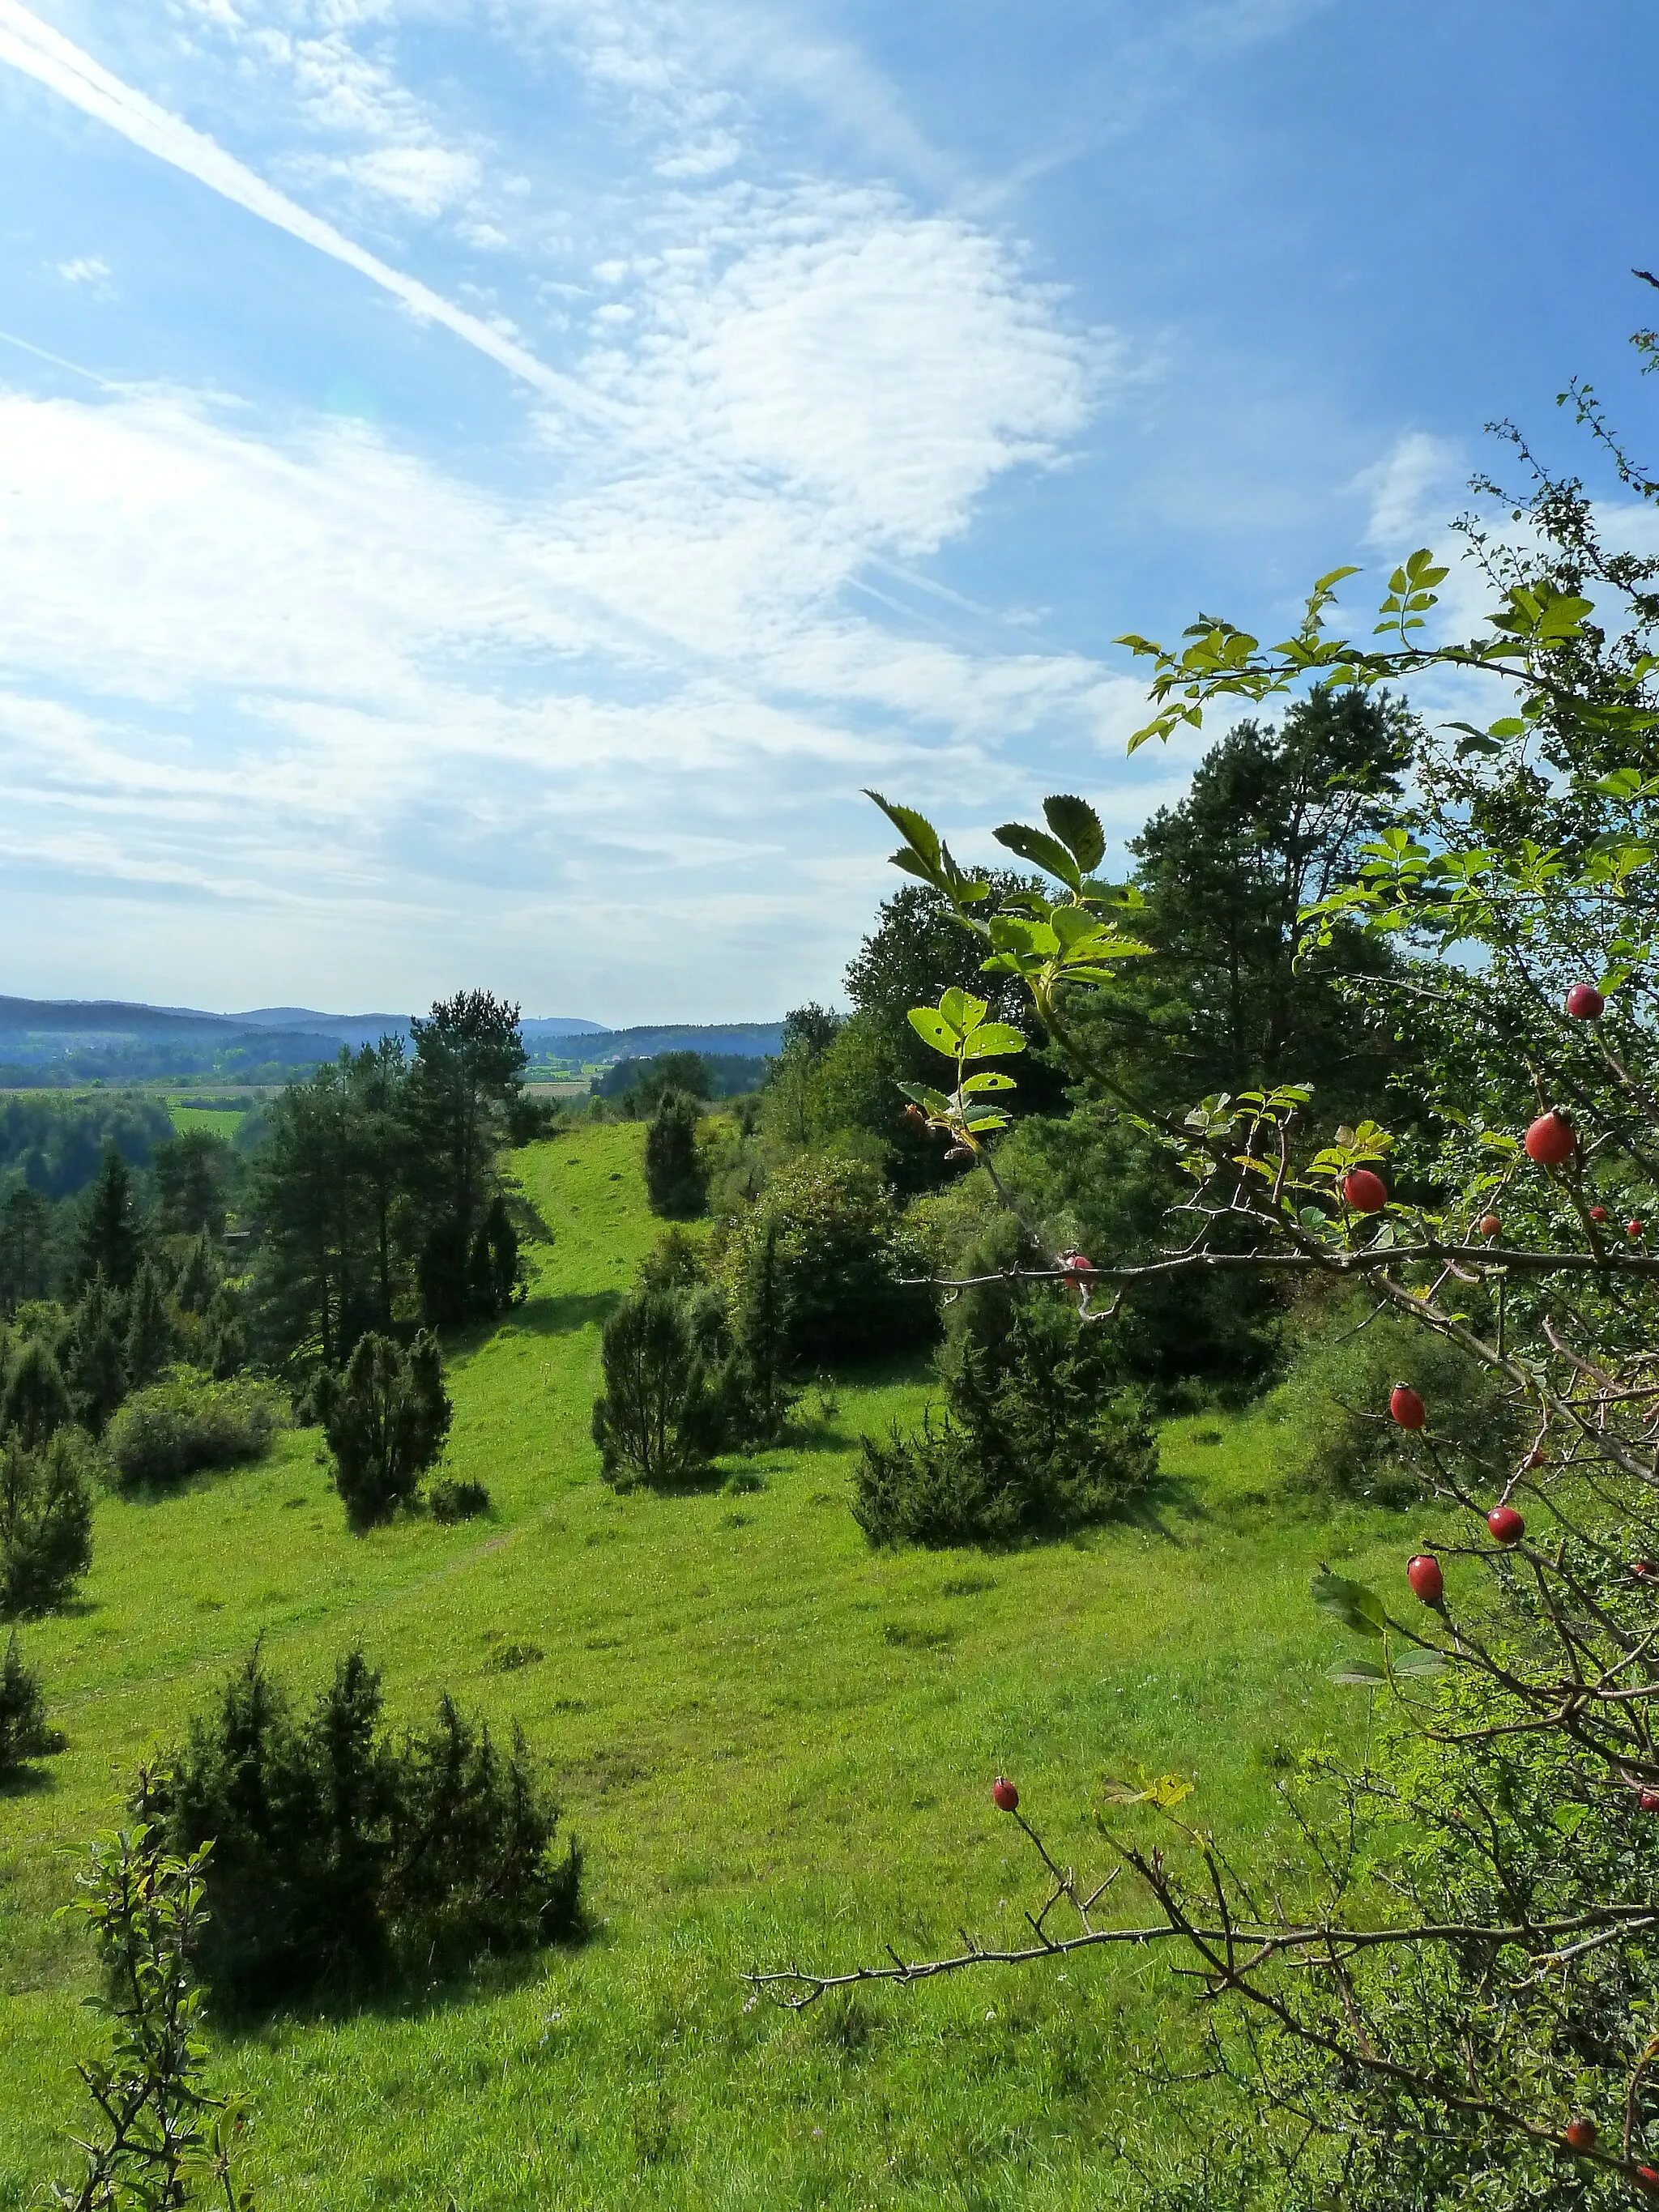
[0,1123,1413,2208]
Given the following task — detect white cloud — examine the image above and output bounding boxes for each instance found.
[55,254,111,284]
[1354,428,1464,550]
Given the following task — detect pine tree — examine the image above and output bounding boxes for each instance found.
[0,1187,52,1315]
[64,1280,129,1431]
[0,1337,72,1449]
[77,1144,141,1291]
[643,1091,708,1219]
[124,1259,176,1387]
[324,1330,452,1526]
[0,1630,55,1773]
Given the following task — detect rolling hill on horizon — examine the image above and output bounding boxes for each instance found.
[0,995,786,1084]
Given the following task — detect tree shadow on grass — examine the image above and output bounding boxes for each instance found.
[510,1289,625,1340]
[0,1758,60,1797]
[215,1928,592,2039]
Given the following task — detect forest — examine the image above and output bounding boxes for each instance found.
[2,298,1658,2210]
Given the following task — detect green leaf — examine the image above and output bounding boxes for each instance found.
[993,821,1083,889]
[958,1022,1027,1060]
[1310,1571,1387,1638]
[1328,1660,1388,1687]
[938,987,986,1038]
[1391,1648,1447,1680]
[960,1070,1017,1093]
[865,791,940,871]
[1041,795,1107,874]
[907,1007,962,1055]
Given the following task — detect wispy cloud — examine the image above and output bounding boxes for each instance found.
[0,0,612,416]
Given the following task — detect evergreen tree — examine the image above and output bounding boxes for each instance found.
[0,1187,52,1314]
[727,1219,795,1444]
[153,1129,235,1238]
[203,1283,247,1380]
[1128,687,1415,1106]
[324,1330,452,1527]
[591,1288,724,1487]
[173,1230,220,1317]
[63,1279,128,1431]
[0,1337,72,1449]
[467,1193,520,1319]
[0,1630,55,1775]
[124,1259,176,1387]
[404,992,526,1328]
[249,1059,376,1368]
[0,1434,93,1616]
[643,1090,708,1219]
[76,1144,141,1291]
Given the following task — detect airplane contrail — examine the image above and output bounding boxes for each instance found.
[0,0,620,422]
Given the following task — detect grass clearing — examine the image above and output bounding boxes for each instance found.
[0,1122,1412,2208]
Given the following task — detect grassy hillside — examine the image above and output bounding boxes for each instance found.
[0,1123,1410,2209]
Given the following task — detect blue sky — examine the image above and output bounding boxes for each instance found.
[0,0,1654,1021]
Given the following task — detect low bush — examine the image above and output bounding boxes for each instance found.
[720,1154,931,1370]
[591,1286,727,1487]
[0,1431,94,1616]
[138,1647,582,2007]
[325,1330,452,1527]
[429,1477,491,1522]
[0,1630,60,1774]
[1264,1290,1523,1504]
[104,1371,278,1489]
[854,1295,1158,1548]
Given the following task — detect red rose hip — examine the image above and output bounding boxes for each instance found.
[1525,1112,1576,1166]
[1406,1554,1444,1605]
[1637,2167,1659,2195]
[1056,1251,1092,1277]
[1341,1168,1388,1213]
[1630,1221,1646,1240]
[1478,1213,1502,1238]
[1641,1792,1659,1813]
[1563,2116,1597,2154]
[1389,1383,1427,1430]
[992,1776,1019,1813]
[1486,1505,1525,1545]
[1565,982,1605,1021]
[1589,1204,1609,1223]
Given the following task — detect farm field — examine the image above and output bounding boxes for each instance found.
[0,1121,1410,2210]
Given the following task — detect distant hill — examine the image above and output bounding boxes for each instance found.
[0,997,776,1085]
[545,1023,785,1063]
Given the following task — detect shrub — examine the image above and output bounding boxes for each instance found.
[467,1193,521,1318]
[721,1155,931,1370]
[325,1330,452,1527]
[1264,1290,1523,1504]
[0,1432,94,1616]
[853,1297,1158,1548]
[643,1089,709,1218]
[429,1477,491,1523]
[104,1373,278,1489]
[591,1287,727,1487]
[0,1336,73,1448]
[138,1647,581,2005]
[0,1630,59,1774]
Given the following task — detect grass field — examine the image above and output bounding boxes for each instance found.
[168,1103,249,1137]
[0,1123,1413,2209]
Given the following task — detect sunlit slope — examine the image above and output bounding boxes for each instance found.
[0,1120,1405,2210]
